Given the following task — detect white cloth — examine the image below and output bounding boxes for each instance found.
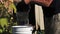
[35,4,45,30]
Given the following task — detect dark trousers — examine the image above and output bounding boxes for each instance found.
[44,16,53,34]
[16,12,29,25]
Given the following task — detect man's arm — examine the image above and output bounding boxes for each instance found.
[23,0,53,7]
[32,0,53,7]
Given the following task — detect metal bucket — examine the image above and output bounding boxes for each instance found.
[12,26,33,34]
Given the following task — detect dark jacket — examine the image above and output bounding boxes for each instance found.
[54,0,60,13]
[16,0,30,12]
[50,0,60,14]
[43,0,60,17]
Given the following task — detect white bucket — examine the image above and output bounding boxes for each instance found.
[12,26,33,34]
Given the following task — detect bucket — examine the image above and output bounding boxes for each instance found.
[12,26,33,34]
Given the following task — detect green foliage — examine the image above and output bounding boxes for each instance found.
[0,19,17,34]
[0,2,8,18]
[0,2,17,34]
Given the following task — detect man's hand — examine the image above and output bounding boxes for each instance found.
[24,0,31,4]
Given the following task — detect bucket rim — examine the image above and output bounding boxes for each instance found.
[12,26,33,28]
